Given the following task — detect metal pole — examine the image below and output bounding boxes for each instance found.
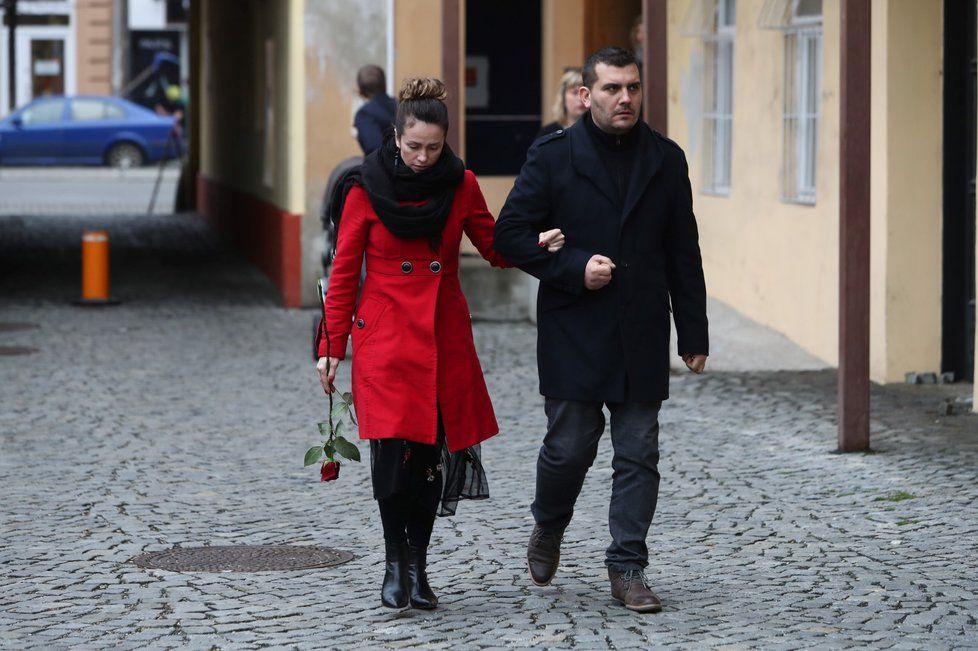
[642,0,668,134]
[838,0,872,452]
[112,0,129,95]
[6,0,17,111]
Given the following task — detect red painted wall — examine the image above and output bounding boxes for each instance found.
[197,175,302,308]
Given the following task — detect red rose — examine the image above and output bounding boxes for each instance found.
[320,460,340,482]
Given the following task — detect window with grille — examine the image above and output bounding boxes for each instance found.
[781,1,822,204]
[702,0,736,195]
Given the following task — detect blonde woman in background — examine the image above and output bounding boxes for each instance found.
[535,68,586,141]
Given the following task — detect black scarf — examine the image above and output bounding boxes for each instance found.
[360,133,465,251]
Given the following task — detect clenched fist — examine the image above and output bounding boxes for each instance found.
[584,254,616,290]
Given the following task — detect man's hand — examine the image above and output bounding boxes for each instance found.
[682,354,707,374]
[317,356,341,393]
[584,254,616,290]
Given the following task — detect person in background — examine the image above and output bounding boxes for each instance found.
[631,14,645,67]
[354,65,397,154]
[535,68,586,141]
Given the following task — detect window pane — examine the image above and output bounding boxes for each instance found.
[721,0,736,27]
[21,99,65,125]
[105,103,125,119]
[71,99,107,121]
[720,40,734,113]
[795,0,822,18]
[806,35,819,114]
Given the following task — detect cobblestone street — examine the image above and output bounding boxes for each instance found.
[1,213,977,649]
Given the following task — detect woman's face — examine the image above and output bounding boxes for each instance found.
[564,85,586,125]
[395,120,446,173]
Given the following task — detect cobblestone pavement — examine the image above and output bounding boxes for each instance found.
[1,213,977,649]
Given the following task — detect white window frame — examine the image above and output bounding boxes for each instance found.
[781,6,822,205]
[702,0,736,196]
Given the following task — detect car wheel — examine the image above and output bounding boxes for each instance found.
[106,142,144,168]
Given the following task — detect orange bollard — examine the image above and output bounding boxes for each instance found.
[78,231,118,305]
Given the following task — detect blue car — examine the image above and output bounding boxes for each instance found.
[0,95,180,168]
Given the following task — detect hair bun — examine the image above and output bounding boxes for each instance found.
[398,78,448,103]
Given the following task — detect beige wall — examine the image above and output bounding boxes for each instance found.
[200,0,304,214]
[394,0,442,84]
[668,0,841,366]
[542,0,585,126]
[870,0,943,383]
[304,0,389,304]
[75,0,113,95]
[669,0,948,384]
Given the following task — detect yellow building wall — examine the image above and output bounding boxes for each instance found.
[394,0,442,85]
[870,0,943,383]
[200,0,304,215]
[542,0,585,125]
[668,0,841,366]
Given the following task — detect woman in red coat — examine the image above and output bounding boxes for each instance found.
[316,78,563,610]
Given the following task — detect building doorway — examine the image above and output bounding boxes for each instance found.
[943,0,977,383]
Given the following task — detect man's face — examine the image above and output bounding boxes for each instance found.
[581,63,642,134]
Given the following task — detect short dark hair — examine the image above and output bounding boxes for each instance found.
[357,65,386,98]
[582,47,638,88]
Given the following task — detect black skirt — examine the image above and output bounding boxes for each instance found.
[369,416,489,517]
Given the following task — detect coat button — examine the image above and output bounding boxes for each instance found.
[429,261,442,273]
[401,261,413,273]
[356,318,365,329]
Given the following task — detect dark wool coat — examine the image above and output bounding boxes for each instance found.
[320,171,508,452]
[493,119,709,403]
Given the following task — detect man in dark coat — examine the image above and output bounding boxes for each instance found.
[493,47,709,613]
[354,65,396,154]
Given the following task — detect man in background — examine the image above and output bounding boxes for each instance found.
[354,65,396,154]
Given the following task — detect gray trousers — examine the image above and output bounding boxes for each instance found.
[531,397,662,572]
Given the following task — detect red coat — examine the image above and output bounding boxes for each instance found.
[320,170,510,452]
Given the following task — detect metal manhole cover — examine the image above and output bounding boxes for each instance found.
[131,545,354,572]
[0,346,38,356]
[0,322,39,333]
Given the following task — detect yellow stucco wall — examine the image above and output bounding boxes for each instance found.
[870,0,943,383]
[394,0,442,86]
[542,0,585,125]
[200,0,304,215]
[669,0,949,384]
[668,0,841,366]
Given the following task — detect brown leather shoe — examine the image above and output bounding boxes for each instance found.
[609,569,662,613]
[527,525,563,586]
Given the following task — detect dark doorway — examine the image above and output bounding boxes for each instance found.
[464,0,541,175]
[943,0,977,383]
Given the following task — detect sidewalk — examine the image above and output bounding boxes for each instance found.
[1,212,975,649]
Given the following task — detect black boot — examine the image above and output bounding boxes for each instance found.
[407,545,438,609]
[381,541,409,609]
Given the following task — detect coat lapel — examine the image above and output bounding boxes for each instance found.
[621,124,664,224]
[569,121,620,209]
